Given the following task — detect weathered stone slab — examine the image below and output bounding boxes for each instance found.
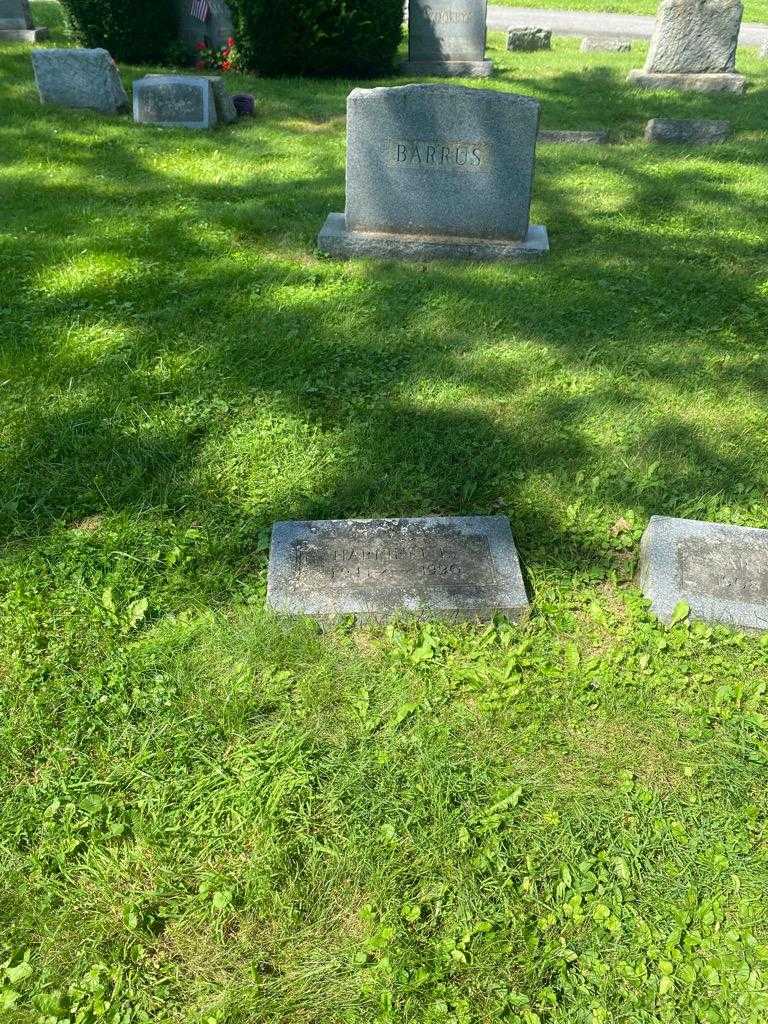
[507,27,551,51]
[629,0,745,93]
[317,84,548,263]
[646,0,742,73]
[403,0,492,77]
[31,49,128,112]
[580,36,632,52]
[144,73,236,124]
[538,129,609,144]
[644,118,731,143]
[639,516,768,633]
[627,68,746,92]
[267,516,529,622]
[133,75,217,129]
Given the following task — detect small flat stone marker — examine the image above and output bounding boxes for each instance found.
[133,75,217,129]
[538,129,608,144]
[758,40,768,59]
[267,516,529,622]
[317,83,549,263]
[580,36,632,53]
[402,0,492,77]
[628,0,746,93]
[31,48,128,112]
[0,0,47,41]
[507,27,551,52]
[639,516,768,633]
[645,118,731,144]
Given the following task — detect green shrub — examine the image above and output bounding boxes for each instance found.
[59,0,177,64]
[228,0,403,77]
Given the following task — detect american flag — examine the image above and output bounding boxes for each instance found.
[189,0,211,21]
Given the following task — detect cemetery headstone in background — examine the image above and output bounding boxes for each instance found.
[628,0,746,93]
[176,0,233,51]
[507,27,551,52]
[645,118,731,143]
[267,516,530,622]
[144,72,237,124]
[402,0,492,77]
[32,49,128,111]
[133,75,218,128]
[0,0,47,41]
[318,84,548,263]
[639,516,768,632]
[580,37,632,53]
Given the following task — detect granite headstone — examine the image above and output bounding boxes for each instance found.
[143,73,237,124]
[644,118,731,143]
[31,49,128,112]
[133,75,217,129]
[507,27,551,52]
[402,0,492,77]
[0,0,47,41]
[267,516,530,622]
[317,84,548,262]
[628,0,746,93]
[639,515,768,632]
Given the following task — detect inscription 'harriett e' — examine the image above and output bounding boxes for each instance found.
[423,6,473,24]
[388,139,489,170]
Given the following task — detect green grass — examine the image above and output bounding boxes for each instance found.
[491,0,768,22]
[3,6,768,1023]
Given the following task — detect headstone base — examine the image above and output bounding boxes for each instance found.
[627,69,746,93]
[317,213,548,263]
[0,27,48,41]
[400,59,493,78]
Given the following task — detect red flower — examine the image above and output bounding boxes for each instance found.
[195,41,205,51]
[226,37,235,47]
[221,60,231,71]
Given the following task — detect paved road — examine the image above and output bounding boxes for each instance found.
[487,5,768,45]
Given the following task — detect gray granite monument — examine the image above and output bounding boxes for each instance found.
[580,37,632,53]
[644,118,731,143]
[639,516,768,632]
[628,0,746,93]
[507,27,551,52]
[133,75,218,129]
[267,516,529,622]
[31,49,128,112]
[402,0,492,77]
[143,73,237,124]
[175,0,233,52]
[317,84,548,263]
[0,0,47,42]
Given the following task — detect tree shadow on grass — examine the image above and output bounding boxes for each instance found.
[1,56,768,583]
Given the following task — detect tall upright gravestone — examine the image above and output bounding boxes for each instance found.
[628,0,746,93]
[317,84,548,263]
[0,0,48,42]
[403,0,492,77]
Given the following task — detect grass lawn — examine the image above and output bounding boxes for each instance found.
[491,0,768,22]
[3,3,768,1022]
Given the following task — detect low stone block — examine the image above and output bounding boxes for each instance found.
[400,59,492,77]
[133,75,217,129]
[580,36,632,52]
[645,118,731,144]
[267,516,530,622]
[507,27,551,52]
[0,26,47,40]
[144,73,236,124]
[627,69,746,93]
[31,48,128,112]
[759,40,768,58]
[639,515,768,633]
[538,129,608,144]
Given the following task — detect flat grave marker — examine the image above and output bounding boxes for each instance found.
[507,27,551,52]
[318,83,548,263]
[639,515,768,633]
[644,118,731,144]
[403,0,492,77]
[133,75,217,129]
[267,516,530,622]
